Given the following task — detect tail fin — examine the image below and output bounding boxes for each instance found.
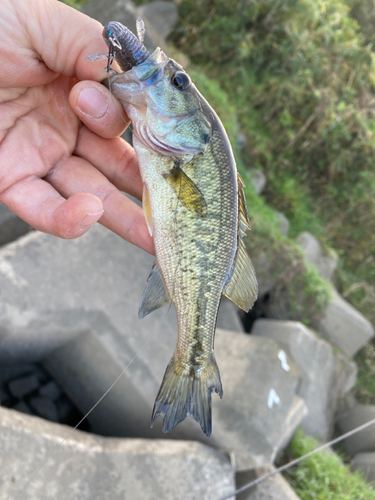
[151,352,223,437]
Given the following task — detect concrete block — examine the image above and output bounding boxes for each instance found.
[213,331,301,471]
[29,397,59,423]
[252,319,347,440]
[295,231,338,281]
[337,404,375,456]
[318,288,374,357]
[236,464,302,500]
[335,351,357,397]
[8,374,39,400]
[38,381,62,402]
[250,249,277,297]
[217,296,245,333]
[0,203,30,247]
[12,401,32,416]
[352,452,375,483]
[248,169,266,195]
[0,406,235,500]
[0,225,301,468]
[275,211,290,236]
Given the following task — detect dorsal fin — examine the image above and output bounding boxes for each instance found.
[223,174,258,312]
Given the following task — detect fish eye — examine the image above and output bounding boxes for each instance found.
[171,71,191,91]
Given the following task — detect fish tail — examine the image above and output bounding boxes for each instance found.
[151,352,223,437]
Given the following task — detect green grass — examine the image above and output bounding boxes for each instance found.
[284,429,375,500]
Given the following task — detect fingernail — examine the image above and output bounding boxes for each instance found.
[77,87,109,118]
[80,209,104,228]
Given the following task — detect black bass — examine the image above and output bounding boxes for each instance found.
[101,20,258,436]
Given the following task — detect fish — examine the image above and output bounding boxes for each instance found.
[100,19,258,436]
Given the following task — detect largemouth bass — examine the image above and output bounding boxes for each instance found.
[101,20,258,436]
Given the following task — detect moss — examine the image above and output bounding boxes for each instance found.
[284,429,375,499]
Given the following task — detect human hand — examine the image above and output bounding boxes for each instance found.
[0,0,154,254]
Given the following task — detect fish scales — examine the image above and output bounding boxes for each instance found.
[100,20,258,436]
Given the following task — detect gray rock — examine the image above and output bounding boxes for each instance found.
[252,319,347,440]
[0,364,39,383]
[217,296,245,333]
[0,203,30,247]
[250,249,277,298]
[0,387,9,406]
[335,352,358,397]
[295,231,338,281]
[318,288,374,357]
[8,374,39,400]
[351,452,375,483]
[0,226,301,468]
[0,406,235,500]
[12,401,32,416]
[29,397,59,423]
[276,395,308,453]
[236,464,302,500]
[38,381,62,402]
[138,1,178,39]
[81,0,168,53]
[275,211,290,236]
[248,169,266,195]
[213,330,301,470]
[337,404,375,456]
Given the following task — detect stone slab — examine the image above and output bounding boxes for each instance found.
[8,374,40,400]
[248,169,266,195]
[0,406,235,500]
[351,452,375,483]
[295,231,338,281]
[337,404,375,456]
[252,319,348,440]
[213,331,301,470]
[0,225,301,468]
[236,465,301,500]
[275,211,290,236]
[318,288,374,358]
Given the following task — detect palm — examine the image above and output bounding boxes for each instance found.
[0,76,78,188]
[0,0,153,254]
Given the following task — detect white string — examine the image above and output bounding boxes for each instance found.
[219,416,375,500]
[15,338,150,498]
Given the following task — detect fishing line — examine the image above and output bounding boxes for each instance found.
[14,337,151,499]
[218,416,375,500]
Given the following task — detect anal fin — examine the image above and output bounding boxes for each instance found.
[139,261,170,319]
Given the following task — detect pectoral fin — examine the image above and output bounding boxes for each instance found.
[139,262,170,319]
[163,165,207,217]
[223,239,258,312]
[143,184,153,237]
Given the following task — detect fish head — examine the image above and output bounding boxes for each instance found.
[105,48,212,156]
